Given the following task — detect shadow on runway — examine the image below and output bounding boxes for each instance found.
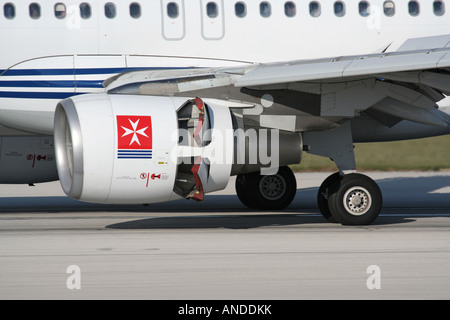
[106,213,329,229]
[105,213,421,229]
[0,195,248,214]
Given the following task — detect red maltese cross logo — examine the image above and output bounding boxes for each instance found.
[116,116,152,159]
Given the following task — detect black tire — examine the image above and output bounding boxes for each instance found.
[235,174,252,208]
[328,173,382,225]
[317,172,341,223]
[235,166,297,210]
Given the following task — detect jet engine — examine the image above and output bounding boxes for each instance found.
[54,94,302,204]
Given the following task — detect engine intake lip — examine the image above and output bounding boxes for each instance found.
[54,99,84,200]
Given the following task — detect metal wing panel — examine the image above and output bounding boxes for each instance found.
[396,34,450,51]
[234,48,450,88]
[437,51,450,68]
[342,50,448,78]
[233,58,353,87]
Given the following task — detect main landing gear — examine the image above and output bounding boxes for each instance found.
[305,122,383,225]
[235,168,382,225]
[317,172,382,225]
[235,166,297,211]
[235,122,383,225]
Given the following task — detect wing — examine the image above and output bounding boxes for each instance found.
[105,35,450,129]
[233,37,450,127]
[235,49,450,88]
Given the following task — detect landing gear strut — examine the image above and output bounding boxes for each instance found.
[235,166,296,210]
[318,172,382,225]
[305,122,383,225]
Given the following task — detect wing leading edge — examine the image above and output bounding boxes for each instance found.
[234,48,450,87]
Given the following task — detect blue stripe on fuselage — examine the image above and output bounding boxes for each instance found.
[0,80,103,88]
[0,67,184,76]
[0,91,84,99]
[0,67,188,99]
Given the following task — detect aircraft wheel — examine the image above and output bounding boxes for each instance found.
[317,172,341,223]
[235,166,297,210]
[328,173,382,225]
[235,174,252,208]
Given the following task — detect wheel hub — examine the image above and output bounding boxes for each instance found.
[351,195,362,206]
[343,186,372,216]
[259,174,286,201]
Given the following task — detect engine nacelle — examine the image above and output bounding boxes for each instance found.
[54,94,236,204]
[54,94,302,204]
[0,136,57,184]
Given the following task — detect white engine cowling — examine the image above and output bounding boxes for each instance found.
[54,94,234,204]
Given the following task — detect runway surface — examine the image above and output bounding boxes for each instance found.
[0,171,449,300]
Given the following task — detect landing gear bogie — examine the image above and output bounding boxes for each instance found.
[235,166,297,211]
[318,172,382,225]
[328,173,382,225]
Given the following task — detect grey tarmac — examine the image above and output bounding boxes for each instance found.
[0,172,449,299]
